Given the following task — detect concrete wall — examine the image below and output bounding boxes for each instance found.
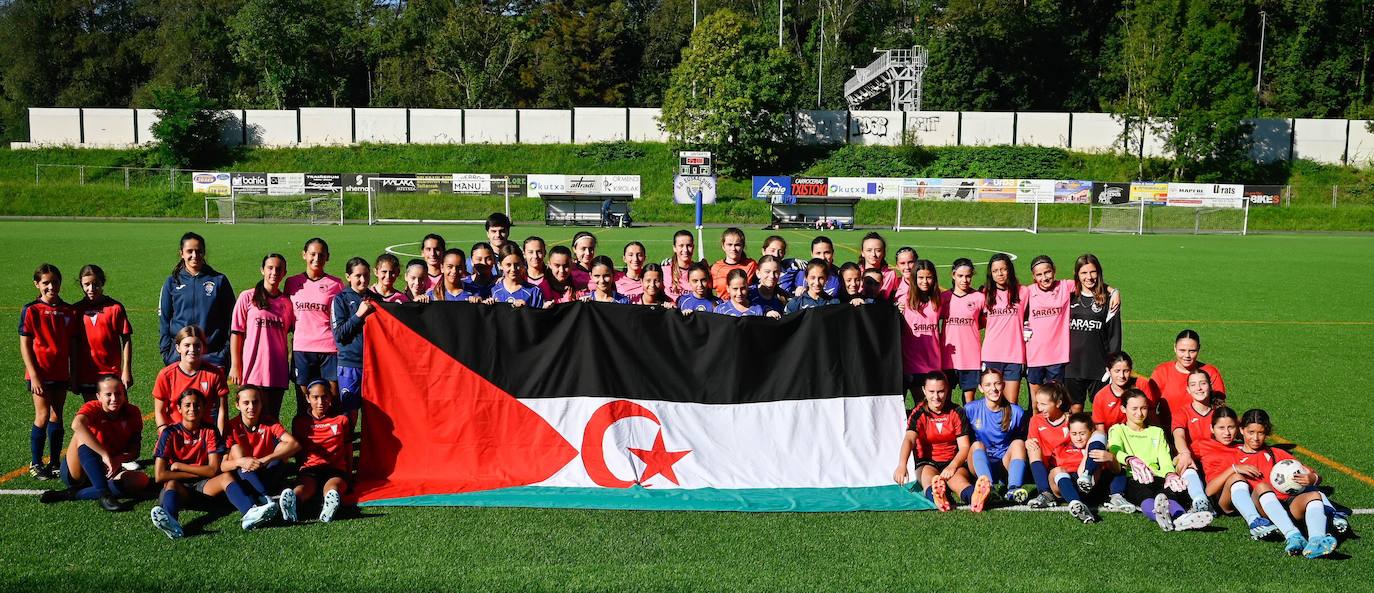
[220,110,245,146]
[29,108,82,145]
[299,107,353,146]
[1069,112,1122,153]
[905,111,959,146]
[1249,118,1293,164]
[796,110,847,145]
[518,109,572,144]
[961,112,1015,146]
[243,109,298,146]
[409,109,461,144]
[628,108,668,142]
[81,108,136,146]
[355,108,407,144]
[1015,112,1070,148]
[1347,120,1374,166]
[1292,118,1348,165]
[464,109,518,144]
[848,110,902,146]
[575,108,627,143]
[1124,118,1173,158]
[135,109,159,144]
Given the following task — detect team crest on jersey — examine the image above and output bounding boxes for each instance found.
[200,381,209,392]
[203,281,215,296]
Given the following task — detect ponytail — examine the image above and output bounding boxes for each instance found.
[252,253,286,310]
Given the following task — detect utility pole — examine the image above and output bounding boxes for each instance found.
[1256,11,1267,118]
[817,4,824,108]
[779,0,784,47]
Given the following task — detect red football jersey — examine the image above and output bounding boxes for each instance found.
[1194,438,1237,481]
[294,413,352,472]
[1028,414,1071,465]
[906,405,970,463]
[1091,379,1160,432]
[76,400,143,455]
[1150,362,1225,412]
[152,363,229,426]
[1233,445,1297,499]
[226,416,286,459]
[154,423,224,468]
[18,299,78,382]
[1053,441,1087,473]
[73,297,132,383]
[1170,402,1216,457]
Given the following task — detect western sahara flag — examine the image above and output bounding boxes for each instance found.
[357,301,933,512]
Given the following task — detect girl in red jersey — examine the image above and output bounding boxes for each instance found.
[633,263,675,308]
[1088,351,1154,513]
[370,253,408,303]
[40,376,148,511]
[1169,369,1223,515]
[541,246,578,307]
[72,264,133,401]
[892,373,975,512]
[153,325,230,435]
[940,258,985,403]
[581,256,631,304]
[1046,413,1110,523]
[150,388,225,539]
[1024,383,1070,508]
[1232,409,1340,558]
[203,386,302,529]
[230,253,294,420]
[1150,329,1226,418]
[897,260,942,401]
[291,380,354,523]
[20,263,79,479]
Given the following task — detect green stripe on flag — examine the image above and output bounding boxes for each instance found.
[360,484,937,512]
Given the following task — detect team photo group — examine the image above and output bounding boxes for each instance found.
[17,212,1351,559]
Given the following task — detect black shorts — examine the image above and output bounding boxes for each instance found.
[26,380,69,398]
[1065,378,1104,406]
[913,458,953,473]
[300,466,351,485]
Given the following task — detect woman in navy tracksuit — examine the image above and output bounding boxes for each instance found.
[158,232,235,367]
[331,257,373,414]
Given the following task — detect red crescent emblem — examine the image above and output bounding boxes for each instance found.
[581,400,690,488]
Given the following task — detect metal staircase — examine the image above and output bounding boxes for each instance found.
[844,47,929,111]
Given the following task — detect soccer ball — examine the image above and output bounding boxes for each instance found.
[1269,459,1308,495]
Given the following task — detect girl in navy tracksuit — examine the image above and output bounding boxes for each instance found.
[331,258,373,413]
[158,232,235,367]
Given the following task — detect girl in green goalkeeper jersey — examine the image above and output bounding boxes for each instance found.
[1107,388,1213,532]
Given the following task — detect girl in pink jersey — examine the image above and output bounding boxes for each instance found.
[890,246,918,302]
[980,253,1030,404]
[570,232,597,291]
[617,242,647,300]
[898,260,942,399]
[370,253,408,303]
[523,236,548,286]
[1024,255,1075,402]
[230,253,295,419]
[540,246,577,307]
[633,263,675,308]
[663,230,699,301]
[285,238,344,414]
[940,258,985,403]
[419,233,445,294]
[581,257,630,304]
[858,232,899,300]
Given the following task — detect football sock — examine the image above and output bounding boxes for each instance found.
[1183,468,1207,504]
[1319,492,1339,516]
[238,469,270,498]
[1169,499,1185,518]
[30,425,44,466]
[1140,497,1157,520]
[46,423,64,465]
[971,448,992,479]
[1230,481,1261,524]
[1110,474,1128,494]
[960,486,975,502]
[77,445,113,496]
[225,481,255,514]
[160,489,181,521]
[1007,458,1027,489]
[1259,492,1300,537]
[1084,440,1106,474]
[1305,500,1328,540]
[1029,460,1052,493]
[1055,474,1080,503]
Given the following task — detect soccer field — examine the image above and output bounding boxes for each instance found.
[0,220,1370,592]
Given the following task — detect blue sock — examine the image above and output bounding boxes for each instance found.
[971,448,992,479]
[1183,468,1207,504]
[29,425,44,465]
[73,486,105,501]
[1110,474,1128,495]
[1085,440,1106,474]
[1305,501,1328,540]
[237,469,270,498]
[46,423,63,465]
[59,459,75,488]
[1008,458,1027,489]
[160,489,181,520]
[225,480,255,514]
[1168,499,1185,519]
[923,487,934,501]
[960,486,974,502]
[76,445,113,496]
[1029,460,1052,493]
[1055,474,1080,503]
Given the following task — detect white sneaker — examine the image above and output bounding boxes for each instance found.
[1075,470,1094,493]
[1101,493,1137,513]
[1173,511,1214,531]
[279,489,298,523]
[1153,494,1174,532]
[241,501,278,530]
[1068,500,1099,524]
[151,505,184,539]
[319,490,340,523]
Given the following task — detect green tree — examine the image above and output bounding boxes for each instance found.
[147,85,228,167]
[524,0,634,107]
[133,0,245,105]
[228,0,365,108]
[660,9,802,174]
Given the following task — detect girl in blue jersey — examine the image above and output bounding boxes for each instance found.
[158,232,234,366]
[677,263,718,314]
[489,248,544,308]
[964,368,1029,511]
[784,259,839,314]
[427,249,478,302]
[713,269,766,317]
[582,256,630,304]
[748,255,787,316]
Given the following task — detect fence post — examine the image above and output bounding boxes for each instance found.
[79,165,85,185]
[124,167,129,189]
[34,164,39,184]
[168,169,174,190]
[1332,185,1338,208]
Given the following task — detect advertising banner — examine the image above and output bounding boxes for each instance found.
[1166,183,1244,208]
[304,173,342,193]
[452,174,492,194]
[1242,184,1284,207]
[374,174,417,193]
[790,177,828,197]
[231,172,268,195]
[1053,180,1093,204]
[342,173,376,193]
[601,175,641,199]
[1015,179,1056,203]
[192,172,231,195]
[752,176,791,202]
[977,179,1016,203]
[267,173,306,196]
[528,174,567,197]
[415,173,451,194]
[827,177,903,199]
[1129,182,1169,204]
[566,175,601,195]
[674,175,717,205]
[1091,182,1131,205]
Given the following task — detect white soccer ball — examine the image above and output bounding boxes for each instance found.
[1269,458,1308,496]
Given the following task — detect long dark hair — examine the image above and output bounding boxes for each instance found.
[252,253,287,310]
[1240,408,1271,434]
[904,259,940,313]
[431,248,466,302]
[1073,253,1108,307]
[983,252,1019,306]
[171,232,210,276]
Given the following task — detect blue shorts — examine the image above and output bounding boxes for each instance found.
[982,362,1024,382]
[293,352,338,386]
[337,366,362,413]
[1026,364,1065,385]
[946,370,981,392]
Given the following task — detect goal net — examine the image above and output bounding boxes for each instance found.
[1089,200,1249,235]
[204,189,344,225]
[894,180,1040,233]
[1088,201,1146,234]
[367,175,518,225]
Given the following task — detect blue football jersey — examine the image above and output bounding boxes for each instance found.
[677,294,719,312]
[964,398,1027,460]
[492,282,545,308]
[748,287,786,315]
[713,302,764,317]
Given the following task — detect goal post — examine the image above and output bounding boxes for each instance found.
[1088,201,1146,234]
[206,187,344,225]
[367,175,516,225]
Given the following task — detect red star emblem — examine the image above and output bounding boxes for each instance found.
[628,430,691,486]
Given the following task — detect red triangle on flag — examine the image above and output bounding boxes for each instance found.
[355,306,577,502]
